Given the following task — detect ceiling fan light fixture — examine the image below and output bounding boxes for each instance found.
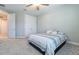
[33,4,40,6]
[25,4,49,11]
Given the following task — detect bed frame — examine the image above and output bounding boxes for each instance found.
[29,40,66,55]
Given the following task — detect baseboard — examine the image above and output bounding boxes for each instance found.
[16,36,26,39]
[67,41,79,46]
[9,35,28,39]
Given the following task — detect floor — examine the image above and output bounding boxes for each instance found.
[0,38,79,55]
[0,34,8,39]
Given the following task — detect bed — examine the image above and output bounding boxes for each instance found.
[28,31,68,55]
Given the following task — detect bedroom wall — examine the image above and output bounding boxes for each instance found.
[15,12,25,38]
[37,5,79,44]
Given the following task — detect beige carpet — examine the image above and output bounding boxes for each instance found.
[0,38,79,55]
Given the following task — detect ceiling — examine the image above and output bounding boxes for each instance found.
[0,4,60,16]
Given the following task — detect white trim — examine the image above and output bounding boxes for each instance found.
[16,36,26,39]
[67,41,79,46]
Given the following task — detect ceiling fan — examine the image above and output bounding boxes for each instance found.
[0,4,5,7]
[25,4,49,11]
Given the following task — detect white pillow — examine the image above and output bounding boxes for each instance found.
[58,32,64,35]
[46,30,52,34]
[51,31,58,35]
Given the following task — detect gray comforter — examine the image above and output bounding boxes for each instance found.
[28,33,67,55]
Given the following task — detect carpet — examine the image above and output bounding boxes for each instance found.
[0,39,79,55]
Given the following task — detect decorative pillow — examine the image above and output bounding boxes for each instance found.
[46,30,52,34]
[58,32,65,35]
[51,31,58,35]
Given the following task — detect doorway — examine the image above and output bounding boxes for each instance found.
[0,12,8,39]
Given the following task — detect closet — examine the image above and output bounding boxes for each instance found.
[24,15,37,36]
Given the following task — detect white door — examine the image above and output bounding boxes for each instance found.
[8,14,15,38]
[25,15,37,36]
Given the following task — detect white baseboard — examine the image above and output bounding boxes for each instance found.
[67,41,79,46]
[16,36,26,39]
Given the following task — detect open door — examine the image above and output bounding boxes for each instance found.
[0,11,8,38]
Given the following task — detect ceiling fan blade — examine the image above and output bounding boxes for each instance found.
[0,4,5,7]
[41,4,49,6]
[24,9,27,11]
[26,4,32,7]
[36,6,39,11]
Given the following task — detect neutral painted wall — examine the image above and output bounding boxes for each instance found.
[38,5,79,43]
[15,12,25,38]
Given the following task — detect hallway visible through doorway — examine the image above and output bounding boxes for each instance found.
[0,12,8,39]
